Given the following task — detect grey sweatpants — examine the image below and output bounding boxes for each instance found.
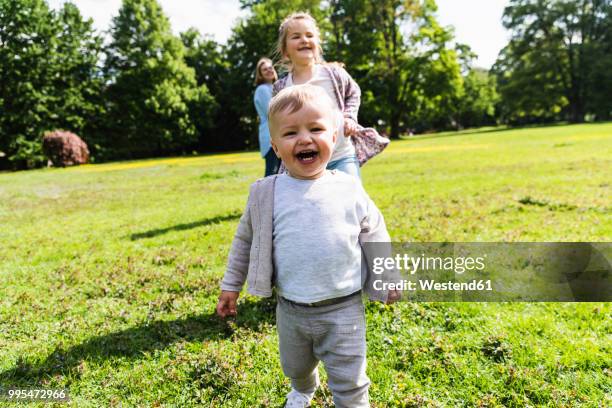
[276,293,370,408]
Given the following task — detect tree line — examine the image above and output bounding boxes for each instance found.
[0,0,610,169]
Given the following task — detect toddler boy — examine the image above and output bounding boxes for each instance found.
[216,84,398,408]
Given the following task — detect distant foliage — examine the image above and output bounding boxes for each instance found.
[101,0,215,160]
[325,0,468,136]
[493,0,612,124]
[180,29,226,152]
[457,68,500,129]
[0,0,103,169]
[0,0,610,169]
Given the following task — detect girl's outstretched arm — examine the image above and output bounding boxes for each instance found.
[332,66,361,136]
[340,67,361,125]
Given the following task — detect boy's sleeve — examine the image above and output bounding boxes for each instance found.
[220,186,255,292]
[359,193,390,243]
[359,191,401,302]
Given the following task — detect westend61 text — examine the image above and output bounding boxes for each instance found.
[373,279,493,291]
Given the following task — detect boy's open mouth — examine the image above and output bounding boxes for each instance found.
[295,150,318,163]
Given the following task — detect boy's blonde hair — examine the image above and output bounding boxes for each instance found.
[275,11,324,70]
[254,57,277,86]
[268,84,338,133]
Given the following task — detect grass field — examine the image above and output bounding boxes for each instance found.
[0,123,610,407]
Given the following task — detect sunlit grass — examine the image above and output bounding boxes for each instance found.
[0,123,610,406]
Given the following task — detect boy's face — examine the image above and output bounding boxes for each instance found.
[270,102,337,180]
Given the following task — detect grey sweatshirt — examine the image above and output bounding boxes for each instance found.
[220,174,395,303]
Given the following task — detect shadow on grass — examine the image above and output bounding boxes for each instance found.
[130,212,242,240]
[1,296,276,385]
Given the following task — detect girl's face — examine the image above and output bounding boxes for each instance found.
[284,19,320,65]
[259,62,276,83]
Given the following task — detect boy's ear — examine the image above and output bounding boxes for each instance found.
[270,139,281,158]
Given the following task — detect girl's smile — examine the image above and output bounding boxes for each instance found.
[285,19,319,64]
[259,62,276,83]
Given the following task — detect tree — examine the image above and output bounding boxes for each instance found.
[180,28,224,152]
[325,0,465,137]
[0,0,56,168]
[51,2,105,156]
[103,0,214,159]
[0,0,103,169]
[457,68,499,128]
[179,28,222,152]
[493,0,612,123]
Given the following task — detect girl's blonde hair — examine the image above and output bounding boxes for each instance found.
[254,57,277,86]
[275,11,324,70]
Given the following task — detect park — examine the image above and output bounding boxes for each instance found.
[1,0,610,406]
[1,123,610,405]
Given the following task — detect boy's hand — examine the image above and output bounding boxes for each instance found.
[216,291,239,318]
[344,118,359,137]
[386,289,401,305]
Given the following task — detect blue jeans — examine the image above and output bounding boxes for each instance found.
[264,149,280,177]
[327,155,361,179]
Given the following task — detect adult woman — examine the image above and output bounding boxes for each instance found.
[254,58,279,176]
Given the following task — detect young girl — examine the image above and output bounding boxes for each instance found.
[273,11,389,178]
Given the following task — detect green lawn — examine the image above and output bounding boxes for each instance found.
[1,123,610,407]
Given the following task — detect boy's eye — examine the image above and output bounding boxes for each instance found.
[283,131,297,137]
[311,127,324,132]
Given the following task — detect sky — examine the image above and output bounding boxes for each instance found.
[435,0,511,68]
[47,0,510,69]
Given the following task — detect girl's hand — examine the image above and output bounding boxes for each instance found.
[344,118,359,137]
[216,291,240,318]
[386,289,401,305]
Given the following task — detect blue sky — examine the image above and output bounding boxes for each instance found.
[48,0,510,69]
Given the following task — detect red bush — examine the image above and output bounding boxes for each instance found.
[42,130,90,167]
